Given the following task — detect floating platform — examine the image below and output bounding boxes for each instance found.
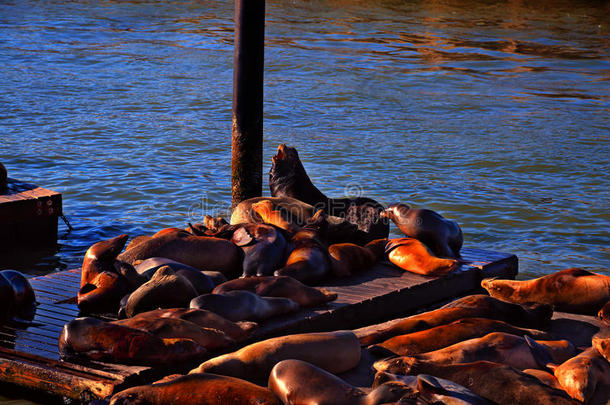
[0,178,62,258]
[0,248,517,401]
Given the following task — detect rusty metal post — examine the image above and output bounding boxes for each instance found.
[231,0,265,206]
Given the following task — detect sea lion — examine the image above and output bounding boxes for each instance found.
[0,270,36,321]
[79,271,131,314]
[381,203,463,258]
[482,268,610,314]
[124,235,152,251]
[109,373,281,405]
[251,199,300,234]
[328,239,387,277]
[373,359,578,405]
[380,332,575,371]
[385,237,459,276]
[189,290,299,322]
[359,294,552,345]
[0,162,7,191]
[0,272,16,324]
[190,331,361,384]
[59,317,207,366]
[268,359,415,405]
[599,301,610,324]
[269,144,388,243]
[369,317,550,356]
[592,327,610,362]
[213,275,337,307]
[117,229,243,278]
[232,223,291,277]
[274,210,332,283]
[148,308,257,341]
[551,347,610,403]
[522,369,563,391]
[113,315,235,350]
[122,266,199,318]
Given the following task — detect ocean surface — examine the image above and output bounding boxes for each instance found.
[0,0,609,402]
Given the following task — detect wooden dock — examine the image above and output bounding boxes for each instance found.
[0,248,517,401]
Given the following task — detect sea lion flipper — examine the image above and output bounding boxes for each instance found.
[524,335,554,370]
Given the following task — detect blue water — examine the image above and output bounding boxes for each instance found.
[0,0,608,283]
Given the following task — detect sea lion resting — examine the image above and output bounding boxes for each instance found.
[374,359,578,405]
[359,294,553,345]
[328,238,386,277]
[550,347,610,403]
[59,317,207,366]
[369,317,550,356]
[213,275,337,307]
[190,290,299,322]
[269,144,389,244]
[0,270,37,324]
[385,237,459,277]
[109,373,281,405]
[482,268,610,314]
[592,327,610,362]
[134,257,226,286]
[190,331,361,384]
[374,332,575,371]
[381,203,463,258]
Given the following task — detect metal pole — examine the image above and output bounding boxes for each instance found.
[231,0,265,206]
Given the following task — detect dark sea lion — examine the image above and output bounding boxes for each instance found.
[78,271,131,314]
[385,237,459,276]
[233,223,290,277]
[269,144,389,243]
[59,317,207,366]
[415,374,496,405]
[133,257,214,294]
[123,266,198,318]
[0,272,16,324]
[190,331,361,384]
[369,317,550,356]
[381,203,463,258]
[328,238,386,277]
[592,327,610,362]
[373,359,578,405]
[113,315,234,350]
[274,210,332,283]
[551,347,610,403]
[383,332,575,371]
[599,301,610,324]
[213,275,337,307]
[268,359,416,405]
[0,162,7,191]
[109,373,281,405]
[117,230,243,278]
[359,294,553,345]
[189,290,299,322]
[146,308,257,341]
[482,268,610,314]
[0,270,36,321]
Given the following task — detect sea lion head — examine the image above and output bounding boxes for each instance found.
[86,234,129,263]
[381,203,411,220]
[481,278,518,301]
[270,144,306,197]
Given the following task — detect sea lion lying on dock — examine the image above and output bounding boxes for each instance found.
[374,360,578,405]
[232,222,291,277]
[369,317,550,356]
[59,317,206,366]
[385,237,459,276]
[190,331,361,384]
[0,270,36,323]
[269,144,388,244]
[109,373,281,405]
[134,257,226,287]
[213,275,337,307]
[375,332,575,371]
[190,290,299,322]
[551,347,610,403]
[359,294,552,345]
[328,239,386,277]
[381,203,463,258]
[482,268,610,314]
[117,229,243,278]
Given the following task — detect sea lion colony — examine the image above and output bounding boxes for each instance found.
[5,147,608,403]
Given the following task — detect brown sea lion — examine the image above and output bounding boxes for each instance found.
[113,315,234,350]
[599,301,610,324]
[252,199,300,234]
[381,332,575,371]
[122,266,198,318]
[59,317,207,366]
[190,331,361,384]
[274,210,332,283]
[268,359,415,405]
[523,369,563,391]
[482,268,610,314]
[117,229,243,278]
[109,373,281,405]
[369,317,550,356]
[381,203,463,258]
[213,275,337,307]
[0,270,36,321]
[385,237,459,276]
[190,290,299,322]
[359,294,552,345]
[81,234,130,287]
[232,223,291,277]
[145,308,257,341]
[78,271,131,314]
[269,144,389,243]
[592,327,610,362]
[328,238,387,277]
[373,359,578,405]
[124,235,152,251]
[551,347,610,403]
[0,162,7,191]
